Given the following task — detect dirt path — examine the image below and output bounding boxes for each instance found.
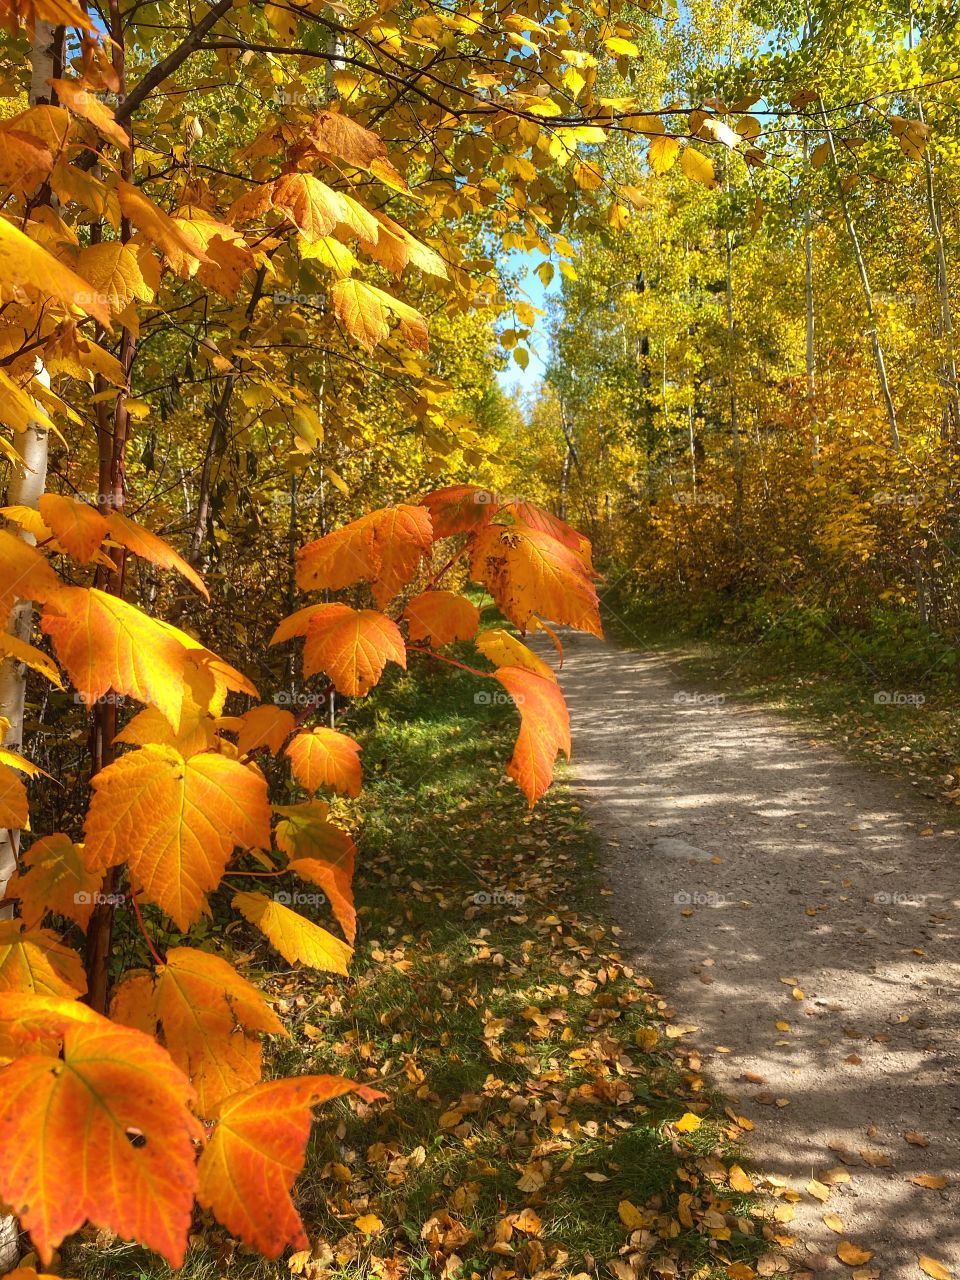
[541,630,960,1280]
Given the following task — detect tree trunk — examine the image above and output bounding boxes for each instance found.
[803,120,819,470]
[815,92,900,451]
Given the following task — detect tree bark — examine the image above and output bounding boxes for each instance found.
[814,92,900,451]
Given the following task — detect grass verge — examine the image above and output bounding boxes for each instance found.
[66,652,779,1280]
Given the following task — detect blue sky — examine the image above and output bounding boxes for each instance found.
[497,248,562,400]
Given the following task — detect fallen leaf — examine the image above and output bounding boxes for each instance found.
[675,1112,702,1133]
[838,1243,874,1266]
[912,1174,948,1190]
[919,1258,951,1280]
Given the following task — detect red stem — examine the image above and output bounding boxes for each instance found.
[129,887,165,967]
[407,645,492,679]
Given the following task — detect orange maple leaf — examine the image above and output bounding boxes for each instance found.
[275,800,357,943]
[285,727,362,797]
[420,485,499,537]
[270,603,406,697]
[0,919,86,996]
[296,503,432,606]
[470,524,602,638]
[110,946,284,1118]
[83,745,272,930]
[235,703,297,755]
[494,666,571,806]
[0,529,58,619]
[104,510,208,599]
[4,833,101,929]
[402,589,480,647]
[41,587,256,730]
[0,999,202,1266]
[197,1075,383,1258]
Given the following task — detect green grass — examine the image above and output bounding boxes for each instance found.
[602,585,960,808]
[63,651,774,1280]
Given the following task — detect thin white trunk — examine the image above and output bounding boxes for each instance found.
[0,24,56,1267]
[0,374,50,903]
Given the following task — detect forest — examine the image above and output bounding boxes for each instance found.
[0,0,957,1279]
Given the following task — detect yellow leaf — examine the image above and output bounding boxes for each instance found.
[728,1164,754,1192]
[232,890,352,975]
[919,1257,952,1280]
[618,1200,644,1229]
[823,1213,844,1233]
[912,1174,948,1190]
[354,1214,384,1234]
[648,133,680,175]
[680,145,716,188]
[675,1112,702,1133]
[837,1243,874,1266]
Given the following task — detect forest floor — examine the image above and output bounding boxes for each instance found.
[531,628,960,1280]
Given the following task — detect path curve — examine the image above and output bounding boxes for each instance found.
[542,630,960,1279]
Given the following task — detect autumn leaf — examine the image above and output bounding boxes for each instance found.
[502,499,594,564]
[47,78,129,149]
[38,493,108,562]
[420,485,499,537]
[919,1257,952,1280]
[0,919,86,996]
[114,699,217,758]
[104,511,208,599]
[0,214,111,324]
[680,145,716,187]
[0,762,28,828]
[286,727,362,797]
[197,1075,382,1257]
[494,666,571,806]
[4,833,100,929]
[275,800,357,943]
[476,628,556,680]
[675,1112,703,1133]
[270,603,406,697]
[84,745,272,930]
[470,524,602,638]
[236,704,296,755]
[0,630,62,687]
[0,529,58,619]
[295,503,432,605]
[42,587,255,730]
[270,172,343,242]
[403,590,480,647]
[648,133,681,175]
[232,890,352,974]
[0,999,202,1266]
[330,278,428,352]
[118,180,211,263]
[837,1243,874,1266]
[110,946,283,1117]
